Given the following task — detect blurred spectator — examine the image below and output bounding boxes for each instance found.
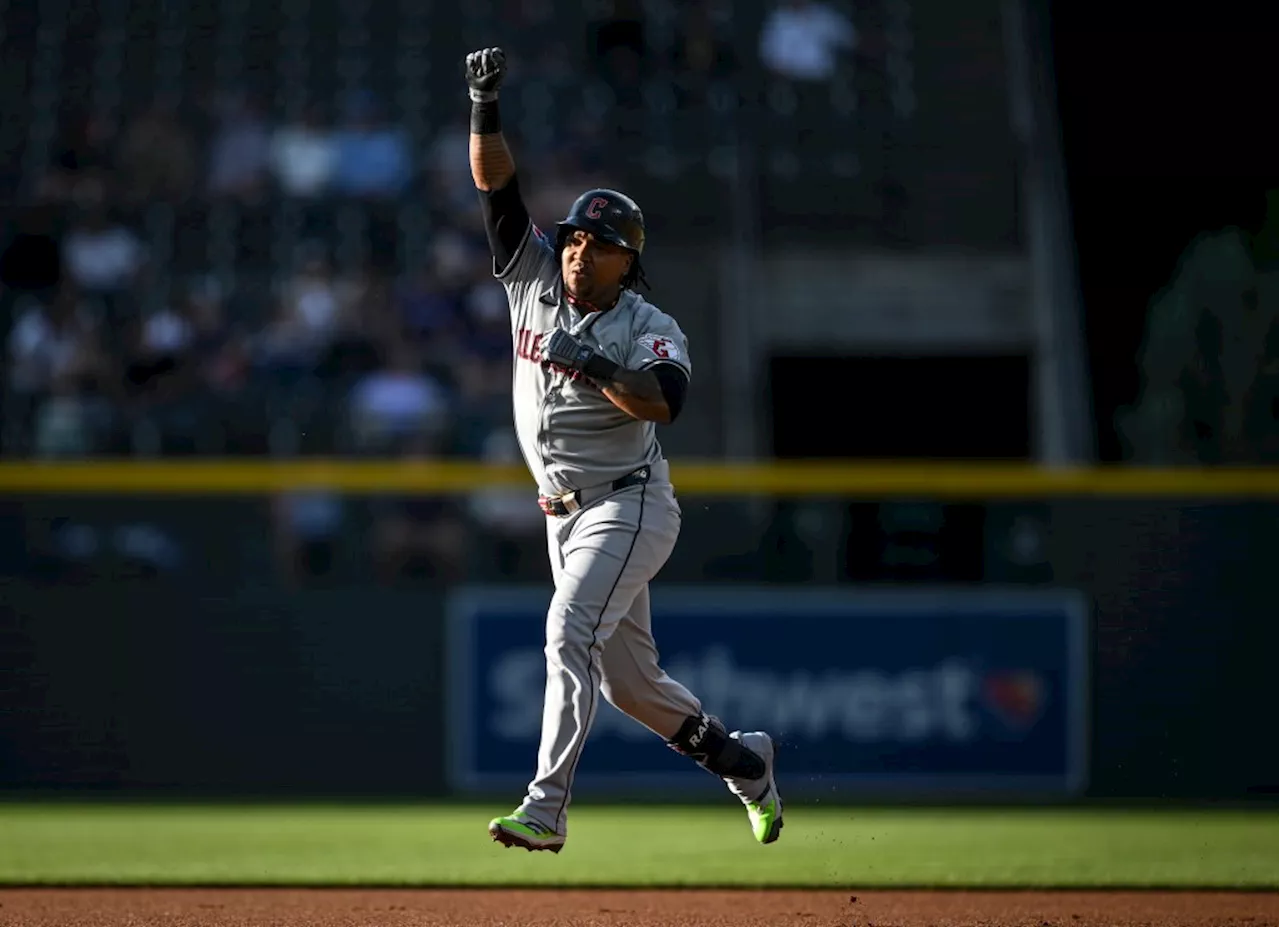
[455,281,512,407]
[372,492,470,585]
[395,266,464,349]
[425,124,475,217]
[122,285,211,454]
[559,113,609,181]
[271,490,346,585]
[182,277,252,400]
[257,246,347,368]
[432,227,484,292]
[186,277,231,353]
[61,196,146,299]
[313,263,391,384]
[588,0,646,96]
[341,263,397,339]
[759,0,857,82]
[31,369,97,457]
[116,98,197,206]
[349,348,468,585]
[347,343,450,452]
[331,93,412,200]
[467,426,545,580]
[395,229,486,359]
[8,284,113,456]
[269,103,337,198]
[449,278,512,453]
[599,45,645,138]
[510,42,581,169]
[207,94,271,202]
[671,2,738,107]
[7,284,99,398]
[40,113,117,205]
[369,433,470,586]
[124,290,198,397]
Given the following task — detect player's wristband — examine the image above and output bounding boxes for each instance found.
[470,99,501,134]
[582,353,619,381]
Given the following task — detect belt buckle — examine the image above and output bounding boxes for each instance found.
[539,492,579,517]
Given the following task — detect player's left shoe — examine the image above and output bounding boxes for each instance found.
[723,731,783,844]
[487,811,566,853]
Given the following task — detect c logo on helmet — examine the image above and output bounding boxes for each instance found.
[585,196,609,219]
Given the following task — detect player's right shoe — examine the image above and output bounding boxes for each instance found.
[723,731,784,845]
[487,811,566,853]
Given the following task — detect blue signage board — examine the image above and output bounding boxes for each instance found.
[445,586,1088,796]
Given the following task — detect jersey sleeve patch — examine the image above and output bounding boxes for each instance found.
[635,333,682,363]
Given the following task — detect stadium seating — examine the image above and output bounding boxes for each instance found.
[0,0,1022,457]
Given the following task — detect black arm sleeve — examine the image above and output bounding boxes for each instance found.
[651,363,689,423]
[478,175,531,271]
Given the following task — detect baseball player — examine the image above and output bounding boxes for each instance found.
[464,47,783,853]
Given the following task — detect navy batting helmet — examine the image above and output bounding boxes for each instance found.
[555,189,647,287]
[556,188,645,255]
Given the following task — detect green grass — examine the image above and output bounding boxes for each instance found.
[0,804,1273,889]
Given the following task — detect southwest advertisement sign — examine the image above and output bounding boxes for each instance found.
[446,587,1088,797]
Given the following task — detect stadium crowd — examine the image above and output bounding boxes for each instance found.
[0,0,867,463]
[2,95,562,462]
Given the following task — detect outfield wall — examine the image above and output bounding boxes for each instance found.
[0,492,1274,801]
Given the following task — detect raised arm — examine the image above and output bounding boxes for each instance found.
[465,47,533,272]
[466,47,515,192]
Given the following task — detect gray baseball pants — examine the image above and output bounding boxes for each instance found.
[517,474,702,835]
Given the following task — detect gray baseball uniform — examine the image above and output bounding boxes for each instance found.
[499,221,703,835]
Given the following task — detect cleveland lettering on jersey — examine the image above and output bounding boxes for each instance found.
[515,328,543,363]
[515,327,598,387]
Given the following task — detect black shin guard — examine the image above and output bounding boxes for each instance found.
[666,714,765,780]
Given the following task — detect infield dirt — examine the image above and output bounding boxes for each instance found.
[0,888,1275,926]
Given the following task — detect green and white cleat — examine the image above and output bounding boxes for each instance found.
[487,811,566,853]
[725,731,784,845]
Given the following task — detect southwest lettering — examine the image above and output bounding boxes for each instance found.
[489,646,986,744]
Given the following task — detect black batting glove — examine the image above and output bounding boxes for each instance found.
[464,47,506,102]
[545,329,619,381]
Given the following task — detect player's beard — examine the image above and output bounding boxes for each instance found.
[564,270,595,305]
[564,266,621,310]
[565,263,590,292]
